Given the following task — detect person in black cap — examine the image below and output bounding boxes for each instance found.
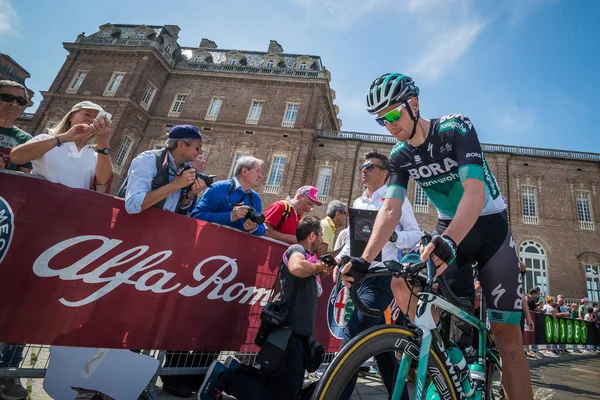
[117,124,205,214]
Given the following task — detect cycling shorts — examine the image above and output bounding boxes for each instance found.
[436,211,523,325]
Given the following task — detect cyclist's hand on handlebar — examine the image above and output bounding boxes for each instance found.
[420,235,457,276]
[340,257,370,288]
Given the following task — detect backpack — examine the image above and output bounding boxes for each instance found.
[275,200,292,230]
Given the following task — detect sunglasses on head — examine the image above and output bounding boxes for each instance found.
[359,162,384,172]
[0,93,28,107]
[375,98,413,127]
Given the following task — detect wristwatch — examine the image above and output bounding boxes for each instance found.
[95,147,111,155]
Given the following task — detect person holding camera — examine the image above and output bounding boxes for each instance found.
[198,216,330,400]
[118,124,205,215]
[191,155,265,235]
[10,101,113,189]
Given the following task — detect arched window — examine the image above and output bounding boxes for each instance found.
[266,60,274,68]
[228,57,237,65]
[299,62,307,70]
[194,55,203,63]
[519,240,549,295]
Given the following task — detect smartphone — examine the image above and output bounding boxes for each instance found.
[319,254,337,268]
[96,110,113,121]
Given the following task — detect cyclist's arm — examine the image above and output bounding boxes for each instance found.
[362,196,404,262]
[442,179,486,244]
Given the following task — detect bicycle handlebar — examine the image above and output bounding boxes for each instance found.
[344,236,472,318]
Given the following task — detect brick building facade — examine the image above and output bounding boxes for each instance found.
[16,23,600,302]
[0,52,35,106]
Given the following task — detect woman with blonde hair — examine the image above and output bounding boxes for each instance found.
[10,101,113,189]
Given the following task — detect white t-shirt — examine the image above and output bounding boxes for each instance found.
[30,134,97,189]
[543,304,554,315]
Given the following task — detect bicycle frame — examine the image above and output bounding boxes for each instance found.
[392,263,498,400]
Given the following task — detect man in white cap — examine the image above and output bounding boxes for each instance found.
[263,185,322,244]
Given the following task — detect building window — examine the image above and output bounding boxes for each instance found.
[165,44,172,54]
[135,33,145,40]
[521,186,538,224]
[45,121,59,132]
[113,136,134,175]
[316,166,333,203]
[140,82,157,111]
[576,190,595,230]
[100,31,110,38]
[194,55,203,63]
[586,264,600,302]
[7,67,15,75]
[228,57,237,65]
[519,240,549,295]
[246,101,263,124]
[264,156,287,194]
[299,62,307,70]
[205,97,223,121]
[168,93,188,117]
[103,72,126,97]
[413,184,428,213]
[266,60,274,68]
[66,70,88,94]
[282,103,299,128]
[229,152,250,179]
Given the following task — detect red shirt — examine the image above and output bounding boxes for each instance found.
[264,200,299,236]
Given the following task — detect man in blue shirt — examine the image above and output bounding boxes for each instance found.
[191,155,265,236]
[120,125,205,214]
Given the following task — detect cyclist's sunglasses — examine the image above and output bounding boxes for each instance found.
[375,99,413,127]
[359,162,385,172]
[0,93,28,106]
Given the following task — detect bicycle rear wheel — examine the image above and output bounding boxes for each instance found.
[312,325,460,400]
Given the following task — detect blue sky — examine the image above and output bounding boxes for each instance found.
[1,0,598,153]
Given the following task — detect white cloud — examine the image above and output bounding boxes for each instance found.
[0,0,18,36]
[505,0,559,28]
[288,0,393,29]
[407,20,486,83]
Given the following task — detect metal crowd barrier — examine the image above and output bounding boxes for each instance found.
[0,345,339,398]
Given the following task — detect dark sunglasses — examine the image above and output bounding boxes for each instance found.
[359,162,385,172]
[0,93,28,106]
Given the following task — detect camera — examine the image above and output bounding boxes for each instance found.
[255,301,289,347]
[181,165,216,188]
[246,206,266,224]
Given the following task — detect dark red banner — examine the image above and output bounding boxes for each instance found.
[0,172,343,352]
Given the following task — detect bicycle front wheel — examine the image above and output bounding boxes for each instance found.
[312,325,460,400]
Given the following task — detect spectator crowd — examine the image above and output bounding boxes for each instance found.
[1,78,598,400]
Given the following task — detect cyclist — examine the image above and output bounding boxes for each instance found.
[341,73,532,400]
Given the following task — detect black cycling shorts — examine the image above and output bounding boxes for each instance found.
[436,211,523,324]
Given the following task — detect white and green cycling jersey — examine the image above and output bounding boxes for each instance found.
[386,114,506,219]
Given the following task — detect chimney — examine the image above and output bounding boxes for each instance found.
[163,25,181,39]
[200,38,218,49]
[267,40,284,54]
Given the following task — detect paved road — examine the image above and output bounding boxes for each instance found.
[27,353,600,399]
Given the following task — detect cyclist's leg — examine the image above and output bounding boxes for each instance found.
[340,274,395,400]
[477,212,532,400]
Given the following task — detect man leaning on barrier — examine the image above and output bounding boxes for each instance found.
[191,155,265,236]
[117,124,206,215]
[198,216,331,400]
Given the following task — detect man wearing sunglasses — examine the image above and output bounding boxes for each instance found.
[342,73,532,399]
[334,150,421,399]
[0,80,32,173]
[119,124,206,215]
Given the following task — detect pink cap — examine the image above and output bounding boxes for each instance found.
[296,185,322,206]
